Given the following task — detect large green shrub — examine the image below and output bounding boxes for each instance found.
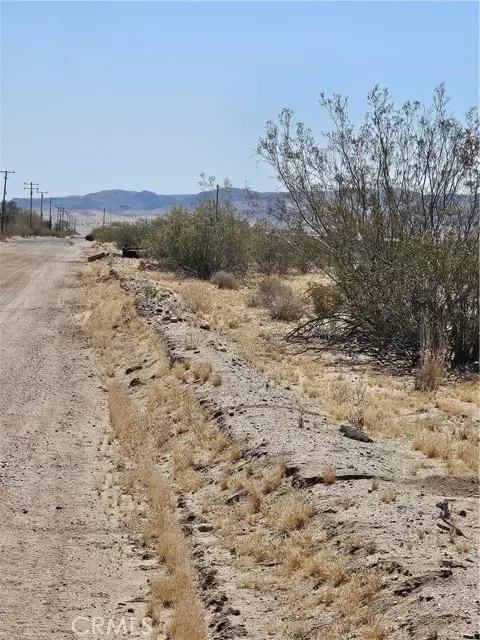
[144,202,251,278]
[258,85,479,366]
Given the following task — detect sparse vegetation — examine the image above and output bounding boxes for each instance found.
[0,200,67,238]
[251,278,304,321]
[211,271,240,290]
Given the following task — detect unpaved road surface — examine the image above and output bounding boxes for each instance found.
[0,239,149,640]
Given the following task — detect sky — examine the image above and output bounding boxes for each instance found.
[1,1,478,198]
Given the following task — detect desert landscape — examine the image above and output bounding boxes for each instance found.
[1,2,478,639]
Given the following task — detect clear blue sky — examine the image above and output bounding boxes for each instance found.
[1,1,478,198]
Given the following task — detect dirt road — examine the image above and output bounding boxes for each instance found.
[0,239,149,640]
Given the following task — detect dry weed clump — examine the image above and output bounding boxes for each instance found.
[270,492,314,531]
[249,277,304,321]
[183,282,213,314]
[322,467,336,484]
[301,551,348,585]
[413,432,448,459]
[414,343,447,392]
[262,463,285,494]
[347,384,366,428]
[381,489,397,504]
[192,362,212,381]
[211,373,222,387]
[211,271,240,290]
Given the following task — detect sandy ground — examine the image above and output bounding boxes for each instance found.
[0,239,152,640]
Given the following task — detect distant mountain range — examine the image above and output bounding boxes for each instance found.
[13,188,280,217]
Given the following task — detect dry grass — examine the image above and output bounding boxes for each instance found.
[262,463,285,494]
[143,272,478,475]
[270,492,314,531]
[192,362,212,382]
[81,266,208,639]
[322,466,336,484]
[301,551,348,585]
[183,282,213,314]
[414,346,447,392]
[381,489,397,504]
[211,271,240,290]
[211,373,222,387]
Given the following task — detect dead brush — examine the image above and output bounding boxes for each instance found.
[211,373,222,387]
[248,487,263,514]
[322,466,336,484]
[228,445,243,463]
[262,462,285,494]
[381,489,397,504]
[172,362,188,382]
[347,383,366,428]
[237,532,275,562]
[251,277,304,321]
[270,492,314,531]
[211,271,240,290]
[301,550,348,585]
[192,362,212,382]
[183,282,213,315]
[83,268,208,639]
[414,328,447,392]
[413,431,448,460]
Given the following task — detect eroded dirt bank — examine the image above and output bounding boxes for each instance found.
[0,240,153,640]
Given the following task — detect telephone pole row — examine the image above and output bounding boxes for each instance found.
[24,181,39,227]
[37,189,48,221]
[1,169,15,234]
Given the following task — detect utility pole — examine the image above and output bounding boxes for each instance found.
[215,184,219,218]
[0,169,15,234]
[103,207,105,227]
[56,207,62,230]
[49,197,53,228]
[24,181,39,227]
[37,189,48,222]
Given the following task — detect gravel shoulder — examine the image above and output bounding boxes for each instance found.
[0,239,152,640]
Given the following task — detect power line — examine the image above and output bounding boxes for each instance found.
[0,169,15,234]
[24,181,39,228]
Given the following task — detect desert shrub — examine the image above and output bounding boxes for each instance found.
[2,206,56,238]
[258,85,479,367]
[144,201,251,278]
[254,278,304,321]
[211,271,240,290]
[251,221,316,275]
[268,289,304,321]
[308,282,343,317]
[92,220,150,249]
